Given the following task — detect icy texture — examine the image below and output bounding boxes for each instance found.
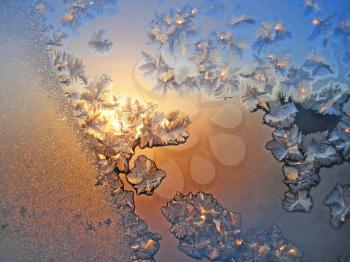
[147,5,198,53]
[307,13,336,47]
[141,3,350,215]
[303,53,333,76]
[162,192,302,261]
[127,155,166,195]
[36,3,192,260]
[62,0,118,31]
[88,29,113,54]
[263,102,298,129]
[228,15,256,28]
[253,21,291,54]
[266,125,303,162]
[324,183,350,229]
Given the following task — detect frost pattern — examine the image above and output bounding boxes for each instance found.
[162,192,302,261]
[141,3,350,215]
[324,183,350,229]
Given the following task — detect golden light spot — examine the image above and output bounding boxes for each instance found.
[62,13,74,23]
[288,247,298,256]
[279,244,286,251]
[191,8,199,15]
[235,239,243,246]
[258,245,269,255]
[274,22,284,32]
[175,17,185,25]
[320,103,330,113]
[312,18,321,26]
[144,239,155,250]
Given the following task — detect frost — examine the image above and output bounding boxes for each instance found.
[162,192,302,261]
[263,102,298,129]
[303,53,333,76]
[49,50,88,85]
[302,82,350,116]
[329,116,350,160]
[303,0,320,15]
[281,67,313,102]
[240,84,269,112]
[228,15,256,28]
[308,13,336,46]
[301,131,342,168]
[212,31,248,57]
[126,155,166,195]
[34,0,53,17]
[266,125,303,162]
[62,0,118,31]
[147,5,198,52]
[45,29,67,48]
[324,183,350,229]
[282,190,313,212]
[282,162,319,193]
[253,21,291,54]
[241,225,302,261]
[267,53,289,73]
[139,51,171,76]
[121,207,162,261]
[88,29,113,54]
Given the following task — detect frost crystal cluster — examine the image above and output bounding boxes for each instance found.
[162,192,302,261]
[141,3,350,215]
[32,1,192,260]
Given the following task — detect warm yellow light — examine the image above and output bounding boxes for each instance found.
[274,22,284,32]
[176,17,185,25]
[312,18,321,26]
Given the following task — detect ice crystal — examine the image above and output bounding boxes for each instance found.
[126,155,166,195]
[308,13,336,47]
[264,102,298,129]
[282,162,319,193]
[303,53,333,76]
[121,207,162,261]
[267,53,289,73]
[253,21,291,54]
[162,192,302,261]
[240,84,270,112]
[88,29,113,54]
[324,183,350,228]
[147,5,198,52]
[228,15,256,28]
[240,225,302,261]
[212,31,248,57]
[329,116,350,160]
[140,3,350,217]
[45,29,68,48]
[302,82,350,116]
[34,0,52,17]
[301,131,342,168]
[303,0,320,15]
[281,67,313,102]
[266,125,303,162]
[62,0,118,31]
[49,50,88,85]
[283,189,313,212]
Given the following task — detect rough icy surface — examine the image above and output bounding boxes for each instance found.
[140,2,350,215]
[324,183,350,229]
[162,192,302,261]
[26,1,193,260]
